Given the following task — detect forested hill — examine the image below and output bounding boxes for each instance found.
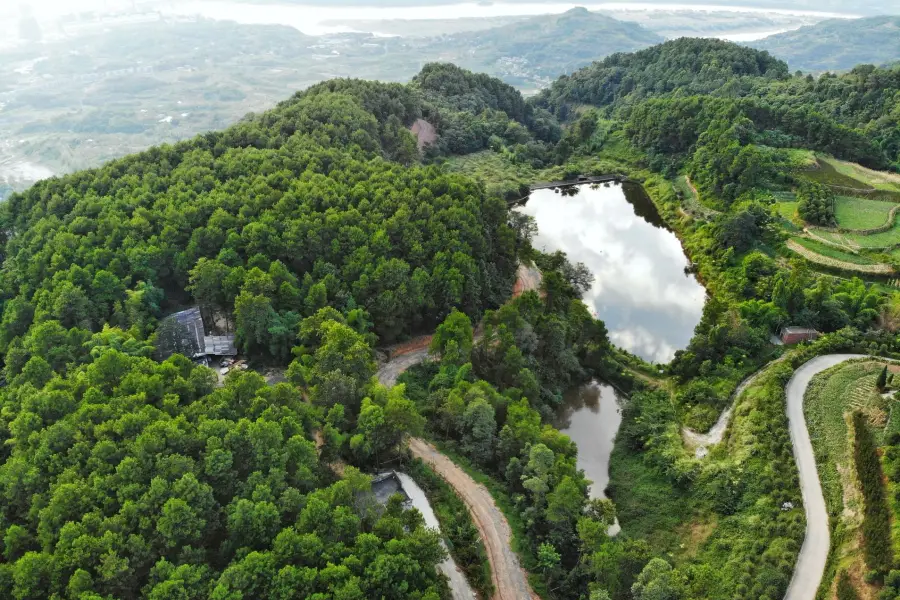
[534,38,790,115]
[0,63,590,600]
[0,63,560,358]
[534,38,900,175]
[750,16,900,73]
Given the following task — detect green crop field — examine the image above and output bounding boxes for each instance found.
[805,360,885,510]
[833,196,896,230]
[804,360,894,595]
[822,157,900,193]
[777,200,799,221]
[790,236,878,265]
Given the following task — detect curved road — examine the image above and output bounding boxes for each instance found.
[409,438,539,600]
[783,354,868,600]
[376,351,539,600]
[682,355,789,457]
[376,263,542,600]
[682,353,889,599]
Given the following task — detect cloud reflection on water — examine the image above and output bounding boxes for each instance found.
[517,183,706,363]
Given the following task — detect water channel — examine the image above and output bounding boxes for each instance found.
[373,472,476,599]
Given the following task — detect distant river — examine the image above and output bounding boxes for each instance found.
[155,1,858,35]
[516,183,706,363]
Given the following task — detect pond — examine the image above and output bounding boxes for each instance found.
[516,182,706,363]
[554,380,623,534]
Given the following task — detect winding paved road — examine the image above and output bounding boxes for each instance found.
[682,353,892,599]
[682,355,789,457]
[784,354,867,600]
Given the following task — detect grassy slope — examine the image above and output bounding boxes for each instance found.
[823,157,900,193]
[804,360,894,598]
[833,196,896,230]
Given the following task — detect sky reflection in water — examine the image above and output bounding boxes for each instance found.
[517,183,706,363]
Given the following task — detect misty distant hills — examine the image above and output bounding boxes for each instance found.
[751,16,900,72]
[434,8,664,80]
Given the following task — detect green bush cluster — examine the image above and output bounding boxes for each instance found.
[852,411,893,575]
[797,180,837,226]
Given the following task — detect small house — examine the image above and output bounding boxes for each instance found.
[780,327,820,345]
[168,307,237,358]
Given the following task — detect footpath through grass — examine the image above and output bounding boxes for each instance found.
[817,220,900,250]
[789,236,879,266]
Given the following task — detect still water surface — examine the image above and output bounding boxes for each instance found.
[517,182,706,363]
[554,380,622,499]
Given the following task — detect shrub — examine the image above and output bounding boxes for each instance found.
[852,411,893,574]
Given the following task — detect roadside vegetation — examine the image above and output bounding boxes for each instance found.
[804,360,896,596]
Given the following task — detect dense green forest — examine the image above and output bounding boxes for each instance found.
[0,64,556,599]
[2,33,900,600]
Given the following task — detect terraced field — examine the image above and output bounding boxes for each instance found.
[815,223,900,250]
[800,159,875,192]
[786,239,893,274]
[833,196,896,230]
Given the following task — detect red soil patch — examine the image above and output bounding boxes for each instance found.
[410,119,437,150]
[386,334,433,358]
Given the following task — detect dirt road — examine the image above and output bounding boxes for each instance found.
[372,264,543,599]
[376,263,543,388]
[378,346,432,387]
[409,438,538,600]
